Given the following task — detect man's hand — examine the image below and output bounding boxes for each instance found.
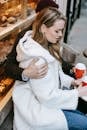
[23,58,48,79]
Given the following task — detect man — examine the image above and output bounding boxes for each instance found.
[4,27,48,81]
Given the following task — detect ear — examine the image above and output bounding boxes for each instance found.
[41,24,47,34]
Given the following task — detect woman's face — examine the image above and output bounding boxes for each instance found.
[43,19,65,43]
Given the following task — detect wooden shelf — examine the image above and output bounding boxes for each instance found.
[0,9,36,126]
[0,87,13,112]
[0,13,36,40]
[0,87,13,125]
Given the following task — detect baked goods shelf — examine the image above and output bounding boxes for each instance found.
[0,1,37,125]
[0,87,13,112]
[0,12,36,112]
[0,87,14,126]
[0,13,36,40]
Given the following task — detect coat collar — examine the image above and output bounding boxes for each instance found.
[19,31,55,63]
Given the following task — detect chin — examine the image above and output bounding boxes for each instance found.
[53,42,57,44]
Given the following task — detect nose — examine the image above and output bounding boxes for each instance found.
[58,30,62,37]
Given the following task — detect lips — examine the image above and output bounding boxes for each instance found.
[56,38,61,42]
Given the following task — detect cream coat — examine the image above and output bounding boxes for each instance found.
[13,31,79,130]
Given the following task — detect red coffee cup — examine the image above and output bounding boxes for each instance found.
[82,76,87,87]
[75,69,85,79]
[75,63,86,79]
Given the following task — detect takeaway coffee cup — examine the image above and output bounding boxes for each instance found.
[82,76,87,87]
[74,63,86,79]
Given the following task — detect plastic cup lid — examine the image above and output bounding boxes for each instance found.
[75,63,86,70]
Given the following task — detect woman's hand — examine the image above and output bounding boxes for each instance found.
[71,79,81,87]
[23,58,48,79]
[72,79,87,97]
[77,85,87,97]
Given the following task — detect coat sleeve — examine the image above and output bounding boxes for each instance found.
[4,29,32,81]
[29,60,78,110]
[4,43,23,81]
[58,63,74,89]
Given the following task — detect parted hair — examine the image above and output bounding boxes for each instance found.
[32,7,66,61]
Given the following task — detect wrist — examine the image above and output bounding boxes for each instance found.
[22,70,29,81]
[71,79,76,86]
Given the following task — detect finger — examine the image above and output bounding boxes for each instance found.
[38,66,48,74]
[78,84,82,88]
[36,73,47,79]
[29,58,39,65]
[39,69,48,76]
[38,63,48,69]
[34,68,48,78]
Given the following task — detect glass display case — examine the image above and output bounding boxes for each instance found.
[0,0,38,126]
[0,0,37,98]
[0,0,21,27]
[0,0,38,27]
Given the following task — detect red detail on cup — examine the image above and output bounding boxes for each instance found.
[75,69,85,79]
[82,81,87,87]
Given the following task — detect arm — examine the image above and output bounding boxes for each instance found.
[59,66,74,89]
[5,28,48,81]
[4,42,24,81]
[29,61,78,110]
[5,47,48,81]
[4,28,28,80]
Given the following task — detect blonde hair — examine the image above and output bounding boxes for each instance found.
[32,7,66,61]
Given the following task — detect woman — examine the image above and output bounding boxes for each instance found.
[13,7,87,130]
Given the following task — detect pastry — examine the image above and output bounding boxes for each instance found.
[7,16,17,24]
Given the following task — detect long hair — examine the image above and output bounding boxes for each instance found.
[32,7,66,61]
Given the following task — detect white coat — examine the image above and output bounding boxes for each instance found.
[13,31,79,130]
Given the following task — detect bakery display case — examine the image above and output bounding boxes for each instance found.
[0,0,38,126]
[0,0,22,27]
[0,0,38,27]
[0,0,37,94]
[0,0,41,98]
[0,33,15,98]
[0,0,38,40]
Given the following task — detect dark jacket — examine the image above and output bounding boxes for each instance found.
[4,27,31,81]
